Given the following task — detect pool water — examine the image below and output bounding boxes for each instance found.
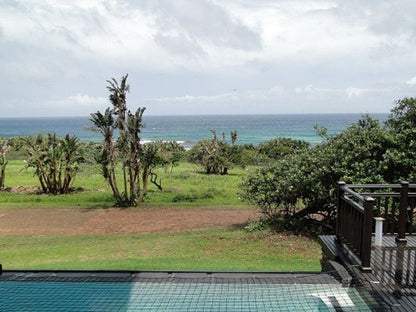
[0,281,371,311]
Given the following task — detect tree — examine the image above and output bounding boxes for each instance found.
[90,108,121,200]
[385,97,416,182]
[231,130,238,145]
[140,141,167,193]
[90,75,147,206]
[241,115,396,233]
[188,130,232,174]
[257,137,310,161]
[162,141,186,173]
[0,139,9,191]
[22,133,83,194]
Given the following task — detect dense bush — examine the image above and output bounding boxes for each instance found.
[385,97,416,182]
[22,133,84,194]
[188,131,240,174]
[241,98,416,234]
[257,137,310,160]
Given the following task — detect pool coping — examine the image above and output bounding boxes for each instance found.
[1,269,342,284]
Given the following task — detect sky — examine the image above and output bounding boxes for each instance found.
[1,0,416,117]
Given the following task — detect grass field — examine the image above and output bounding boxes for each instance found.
[1,160,252,209]
[0,158,322,272]
[0,229,321,271]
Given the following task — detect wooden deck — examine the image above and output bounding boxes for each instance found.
[371,235,416,296]
[320,235,416,312]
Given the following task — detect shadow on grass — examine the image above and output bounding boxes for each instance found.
[79,203,115,211]
[229,221,253,230]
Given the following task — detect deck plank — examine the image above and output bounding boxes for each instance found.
[319,235,416,311]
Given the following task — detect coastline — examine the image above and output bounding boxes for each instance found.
[0,113,388,148]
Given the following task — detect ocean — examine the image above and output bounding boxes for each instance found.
[0,114,388,149]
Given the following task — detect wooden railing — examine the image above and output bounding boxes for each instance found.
[336,181,416,272]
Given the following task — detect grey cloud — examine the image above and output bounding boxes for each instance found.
[334,0,416,40]
[143,0,262,52]
[50,26,79,46]
[1,0,24,9]
[367,2,416,39]
[153,33,205,56]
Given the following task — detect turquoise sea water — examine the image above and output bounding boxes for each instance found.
[0,281,371,311]
[0,114,388,148]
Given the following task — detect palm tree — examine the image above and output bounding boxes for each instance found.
[90,108,122,203]
[90,75,147,206]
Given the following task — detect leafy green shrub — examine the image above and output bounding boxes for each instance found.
[257,138,310,160]
[244,218,270,232]
[22,133,84,195]
[201,187,221,199]
[241,102,416,234]
[188,139,231,174]
[385,97,416,181]
[188,130,243,174]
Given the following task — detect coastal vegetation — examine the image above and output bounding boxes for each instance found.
[21,133,83,195]
[242,97,416,234]
[257,137,310,160]
[89,75,187,206]
[0,159,250,208]
[90,75,147,206]
[3,99,416,215]
[188,130,243,175]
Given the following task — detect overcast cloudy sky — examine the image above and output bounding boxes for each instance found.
[1,0,416,117]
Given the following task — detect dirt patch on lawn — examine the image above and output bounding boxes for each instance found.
[0,208,260,236]
[0,209,99,236]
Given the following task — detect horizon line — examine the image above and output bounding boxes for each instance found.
[0,112,390,119]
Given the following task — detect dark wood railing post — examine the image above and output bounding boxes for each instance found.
[397,181,409,243]
[336,181,346,241]
[361,196,374,272]
[394,241,405,298]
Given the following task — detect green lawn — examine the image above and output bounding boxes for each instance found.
[0,159,322,272]
[0,160,254,208]
[0,229,321,272]
[1,160,253,209]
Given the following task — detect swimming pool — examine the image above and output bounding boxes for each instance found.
[0,272,373,311]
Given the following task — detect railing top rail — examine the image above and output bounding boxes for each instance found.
[346,183,416,189]
[347,184,402,189]
[342,195,365,213]
[340,185,365,201]
[359,192,416,197]
[360,193,400,198]
[342,183,416,199]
